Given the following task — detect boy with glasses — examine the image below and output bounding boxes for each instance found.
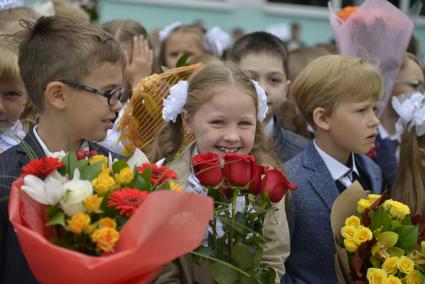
[0,16,125,283]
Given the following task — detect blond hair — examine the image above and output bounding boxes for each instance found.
[392,129,425,215]
[52,0,90,23]
[101,20,147,42]
[291,55,384,126]
[150,61,279,167]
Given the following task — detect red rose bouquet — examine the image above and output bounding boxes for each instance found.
[9,149,213,284]
[191,152,296,284]
[331,182,425,284]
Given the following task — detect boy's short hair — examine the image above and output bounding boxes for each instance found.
[18,16,125,112]
[228,31,289,76]
[291,55,384,127]
[288,46,329,81]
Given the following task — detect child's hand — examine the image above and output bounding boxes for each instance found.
[125,35,154,88]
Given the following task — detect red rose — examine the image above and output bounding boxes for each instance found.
[192,153,223,187]
[223,154,255,187]
[22,157,64,178]
[259,168,296,203]
[247,164,266,195]
[136,163,177,185]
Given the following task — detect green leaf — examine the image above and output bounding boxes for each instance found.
[239,274,257,284]
[370,207,392,232]
[62,152,78,179]
[130,174,150,191]
[377,231,399,247]
[258,267,276,284]
[76,159,89,170]
[395,225,419,252]
[231,243,255,270]
[46,211,65,227]
[81,162,103,181]
[192,246,211,265]
[388,247,405,257]
[402,216,413,225]
[176,53,189,67]
[391,219,402,231]
[210,262,239,284]
[160,66,169,73]
[112,160,129,175]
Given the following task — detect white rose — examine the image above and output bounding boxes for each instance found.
[60,169,93,216]
[22,170,65,205]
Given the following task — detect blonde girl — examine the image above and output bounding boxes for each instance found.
[151,61,289,283]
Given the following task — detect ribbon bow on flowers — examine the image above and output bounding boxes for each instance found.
[9,148,213,284]
[191,152,296,283]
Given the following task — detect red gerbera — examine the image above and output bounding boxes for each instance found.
[136,163,177,185]
[22,157,64,178]
[108,189,149,217]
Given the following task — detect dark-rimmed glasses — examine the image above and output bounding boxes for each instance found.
[60,80,124,106]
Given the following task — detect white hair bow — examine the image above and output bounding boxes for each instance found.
[33,1,55,16]
[392,92,425,139]
[159,22,183,42]
[162,79,268,123]
[203,26,231,57]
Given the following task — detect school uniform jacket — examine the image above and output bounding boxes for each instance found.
[281,142,383,284]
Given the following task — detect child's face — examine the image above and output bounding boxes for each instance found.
[165,32,204,69]
[392,57,424,97]
[0,79,27,129]
[324,97,379,155]
[238,52,288,122]
[183,86,256,155]
[65,63,123,142]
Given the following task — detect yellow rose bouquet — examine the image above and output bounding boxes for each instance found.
[9,149,213,284]
[331,182,425,284]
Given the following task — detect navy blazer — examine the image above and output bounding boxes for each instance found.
[281,143,382,284]
[272,121,310,163]
[0,129,121,283]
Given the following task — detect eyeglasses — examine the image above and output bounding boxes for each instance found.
[60,80,124,106]
[394,80,424,92]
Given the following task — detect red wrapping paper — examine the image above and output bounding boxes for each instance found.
[9,178,213,284]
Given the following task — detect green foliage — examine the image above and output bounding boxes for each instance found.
[370,207,392,232]
[395,225,419,252]
[210,262,239,284]
[112,160,129,175]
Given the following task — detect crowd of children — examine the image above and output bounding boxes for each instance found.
[0,0,424,283]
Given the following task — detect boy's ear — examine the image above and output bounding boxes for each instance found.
[44,81,67,110]
[181,109,192,133]
[419,148,425,168]
[312,107,331,131]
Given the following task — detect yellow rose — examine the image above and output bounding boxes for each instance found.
[382,257,399,275]
[387,200,410,220]
[169,181,183,192]
[405,270,423,284]
[341,225,356,239]
[98,217,117,229]
[353,226,373,245]
[368,194,381,203]
[84,194,103,212]
[358,198,371,213]
[367,268,387,284]
[68,212,91,234]
[344,238,358,253]
[344,215,361,228]
[89,155,108,168]
[91,227,119,253]
[398,256,415,274]
[92,173,116,195]
[385,275,401,284]
[114,167,134,185]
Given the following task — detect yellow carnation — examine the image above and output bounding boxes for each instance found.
[345,215,361,228]
[91,227,119,253]
[169,181,183,192]
[405,270,423,284]
[383,200,410,220]
[68,212,91,234]
[114,167,134,185]
[92,173,116,195]
[98,217,117,229]
[341,225,356,239]
[353,226,373,245]
[344,238,358,253]
[367,268,388,284]
[358,198,371,213]
[382,257,399,275]
[385,275,401,284]
[84,194,103,212]
[398,256,415,274]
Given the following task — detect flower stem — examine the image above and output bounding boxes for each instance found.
[190,251,251,277]
[230,188,237,253]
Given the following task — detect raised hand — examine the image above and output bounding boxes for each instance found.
[124,35,154,88]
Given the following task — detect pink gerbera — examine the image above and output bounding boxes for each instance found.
[108,189,149,217]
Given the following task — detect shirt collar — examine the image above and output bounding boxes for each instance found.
[378,125,399,141]
[33,125,89,157]
[0,120,26,151]
[314,140,359,181]
[265,117,275,138]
